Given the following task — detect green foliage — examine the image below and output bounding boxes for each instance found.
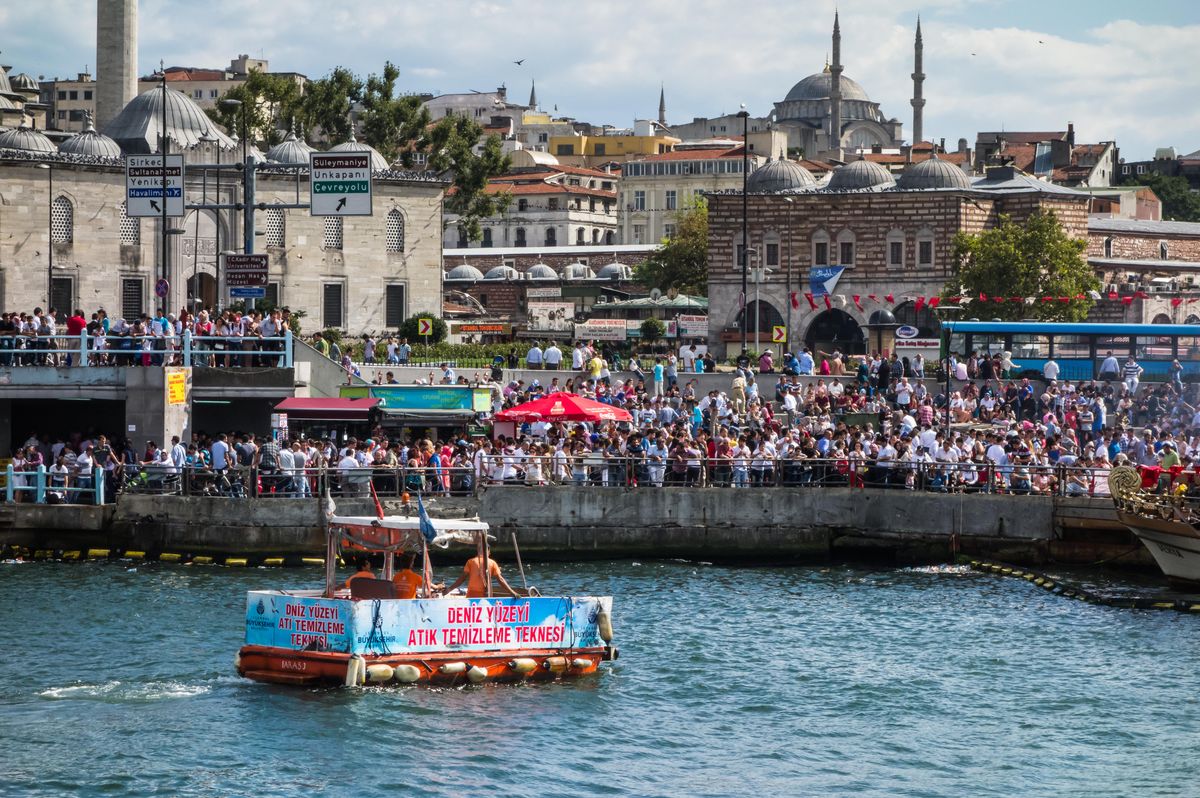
[300,67,363,146]
[359,61,430,163]
[944,210,1099,322]
[398,313,448,343]
[205,71,305,148]
[633,196,709,294]
[424,117,512,242]
[1123,173,1200,222]
[640,317,666,343]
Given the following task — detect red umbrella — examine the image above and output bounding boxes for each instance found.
[495,391,632,423]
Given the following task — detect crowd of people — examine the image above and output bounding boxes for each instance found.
[0,306,295,367]
[8,340,1199,503]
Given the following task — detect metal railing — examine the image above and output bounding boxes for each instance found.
[0,330,292,368]
[5,465,106,505]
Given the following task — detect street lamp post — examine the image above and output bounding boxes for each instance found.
[737,105,750,354]
[783,196,794,347]
[37,163,52,307]
[220,97,254,312]
[934,304,964,434]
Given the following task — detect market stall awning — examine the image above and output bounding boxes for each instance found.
[274,397,380,421]
[494,391,632,423]
[377,407,478,423]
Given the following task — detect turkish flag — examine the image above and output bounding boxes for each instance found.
[1042,297,1054,303]
[1010,296,1023,304]
[1108,291,1118,300]
[868,294,878,303]
[790,291,800,310]
[1171,298,1183,307]
[1121,296,1134,306]
[948,296,962,304]
[994,297,1005,303]
[823,295,832,310]
[1058,297,1070,303]
[885,293,895,304]
[852,294,864,311]
[915,297,926,312]
[979,293,988,302]
[804,292,817,310]
[928,296,941,309]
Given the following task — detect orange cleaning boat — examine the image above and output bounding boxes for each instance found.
[236,501,617,687]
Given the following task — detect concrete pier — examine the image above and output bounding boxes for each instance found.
[0,487,1151,570]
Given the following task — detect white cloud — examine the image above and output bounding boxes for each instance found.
[2,0,1196,159]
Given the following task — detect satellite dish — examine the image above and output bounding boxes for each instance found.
[649,288,663,300]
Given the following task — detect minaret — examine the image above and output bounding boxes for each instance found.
[528,80,538,111]
[829,11,843,158]
[96,0,138,131]
[658,85,667,127]
[911,17,926,145]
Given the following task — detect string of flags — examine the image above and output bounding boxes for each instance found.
[786,291,1199,312]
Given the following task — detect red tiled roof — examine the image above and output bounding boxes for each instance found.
[483,182,616,199]
[161,68,227,82]
[983,131,1066,144]
[639,146,745,162]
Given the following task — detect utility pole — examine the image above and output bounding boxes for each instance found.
[737,106,750,354]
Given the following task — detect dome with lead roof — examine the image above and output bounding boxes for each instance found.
[446,264,485,281]
[0,125,56,153]
[746,158,817,193]
[897,154,972,190]
[562,262,594,280]
[826,158,895,191]
[59,119,122,159]
[266,131,316,165]
[784,71,871,103]
[596,262,632,280]
[103,87,235,154]
[526,264,558,280]
[328,135,389,172]
[483,265,519,280]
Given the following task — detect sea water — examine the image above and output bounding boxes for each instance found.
[1,560,1198,797]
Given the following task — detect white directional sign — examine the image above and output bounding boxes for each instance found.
[310,152,373,216]
[126,155,185,217]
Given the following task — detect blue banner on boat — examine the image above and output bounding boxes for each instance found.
[245,592,611,655]
[809,266,845,297]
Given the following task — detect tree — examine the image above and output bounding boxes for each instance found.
[640,317,666,344]
[399,313,447,343]
[205,71,304,148]
[424,115,511,242]
[1123,173,1200,222]
[944,210,1099,322]
[359,61,430,163]
[633,196,709,294]
[299,67,363,146]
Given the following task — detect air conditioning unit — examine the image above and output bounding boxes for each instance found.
[595,295,608,304]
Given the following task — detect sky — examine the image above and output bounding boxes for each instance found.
[4,0,1199,161]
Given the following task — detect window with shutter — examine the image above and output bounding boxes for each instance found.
[323,283,344,328]
[385,209,404,252]
[119,202,140,245]
[323,217,342,251]
[51,196,73,243]
[121,279,144,320]
[51,277,74,312]
[265,208,285,247]
[385,284,405,327]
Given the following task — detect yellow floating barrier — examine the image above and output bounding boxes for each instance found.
[124,551,145,559]
[192,556,214,565]
[263,558,285,567]
[62,550,81,561]
[301,558,323,566]
[159,553,182,562]
[86,549,110,560]
[225,558,248,567]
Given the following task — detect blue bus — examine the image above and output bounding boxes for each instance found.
[941,321,1200,381]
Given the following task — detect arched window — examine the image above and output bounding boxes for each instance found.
[1159,241,1169,259]
[763,232,780,268]
[1151,313,1173,325]
[811,228,831,266]
[385,208,404,253]
[1103,236,1113,257]
[119,202,140,245]
[545,227,557,246]
[916,227,935,269]
[457,227,468,248]
[735,300,784,333]
[592,229,600,244]
[893,300,941,337]
[51,196,73,243]
[322,217,342,251]
[605,230,615,245]
[515,227,527,247]
[835,229,856,267]
[886,228,905,269]
[264,208,285,248]
[482,228,493,248]
[576,227,585,245]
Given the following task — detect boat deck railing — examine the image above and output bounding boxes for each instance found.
[0,331,293,368]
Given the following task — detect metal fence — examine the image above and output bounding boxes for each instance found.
[0,330,293,368]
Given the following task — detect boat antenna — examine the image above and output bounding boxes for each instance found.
[512,531,529,593]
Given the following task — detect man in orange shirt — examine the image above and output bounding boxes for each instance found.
[344,557,374,589]
[392,552,425,599]
[444,552,522,598]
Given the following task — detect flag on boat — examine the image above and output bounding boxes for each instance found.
[417,494,437,544]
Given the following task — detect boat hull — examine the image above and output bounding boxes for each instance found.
[1117,510,1200,586]
[237,644,616,687]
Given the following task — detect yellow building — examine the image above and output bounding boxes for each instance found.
[549,120,679,167]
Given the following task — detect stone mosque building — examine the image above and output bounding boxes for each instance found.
[671,14,923,159]
[0,0,447,333]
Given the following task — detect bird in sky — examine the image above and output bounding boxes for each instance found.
[1038,40,1045,44]
[514,59,525,66]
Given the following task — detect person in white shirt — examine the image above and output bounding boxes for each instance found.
[572,343,586,370]
[543,343,563,369]
[526,343,544,369]
[291,442,309,497]
[1042,359,1059,382]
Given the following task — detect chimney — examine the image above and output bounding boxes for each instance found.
[939,137,945,152]
[497,86,507,101]
[1067,122,1075,148]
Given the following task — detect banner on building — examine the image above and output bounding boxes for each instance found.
[451,322,512,336]
[528,301,575,332]
[809,266,845,297]
[527,286,563,299]
[677,314,709,337]
[574,318,626,341]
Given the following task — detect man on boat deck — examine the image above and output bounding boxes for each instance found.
[444,553,522,598]
[344,557,374,588]
[392,552,424,600]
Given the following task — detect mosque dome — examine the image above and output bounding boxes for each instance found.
[446,264,485,281]
[483,265,519,280]
[596,262,632,280]
[562,262,594,281]
[266,131,315,165]
[102,87,235,154]
[58,119,122,159]
[826,158,896,191]
[0,125,57,154]
[0,95,18,111]
[526,264,558,280]
[9,73,39,94]
[896,154,972,190]
[328,135,389,172]
[746,158,817,193]
[784,70,871,103]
